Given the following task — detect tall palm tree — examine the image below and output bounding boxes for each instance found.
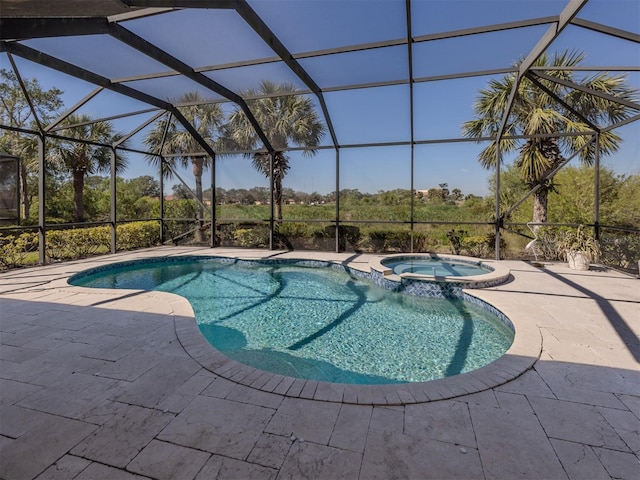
[51,114,127,222]
[144,92,223,242]
[226,80,326,220]
[462,50,638,226]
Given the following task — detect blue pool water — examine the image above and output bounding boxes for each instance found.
[382,257,491,277]
[70,257,514,384]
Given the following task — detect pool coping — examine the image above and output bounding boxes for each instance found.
[138,253,540,405]
[175,302,540,405]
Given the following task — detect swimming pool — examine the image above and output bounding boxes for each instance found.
[70,257,514,385]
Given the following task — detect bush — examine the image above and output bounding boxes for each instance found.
[527,227,562,261]
[324,225,361,251]
[46,227,111,260]
[600,232,640,273]
[383,231,412,252]
[356,229,430,253]
[116,221,161,250]
[0,233,38,268]
[462,235,491,257]
[217,223,238,246]
[363,230,389,252]
[446,229,467,255]
[461,232,506,258]
[0,222,163,268]
[276,222,315,239]
[233,226,269,248]
[161,199,198,242]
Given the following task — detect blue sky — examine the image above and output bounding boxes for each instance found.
[2,0,638,197]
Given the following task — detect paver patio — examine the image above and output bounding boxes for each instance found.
[0,246,638,479]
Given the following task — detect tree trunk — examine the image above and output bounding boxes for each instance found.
[527,138,562,232]
[192,157,205,243]
[72,170,85,223]
[20,161,29,222]
[274,175,283,221]
[532,187,548,230]
[272,151,288,222]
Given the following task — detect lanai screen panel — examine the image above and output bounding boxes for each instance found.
[0,153,19,224]
[0,0,638,258]
[410,0,568,35]
[248,0,407,54]
[22,35,170,80]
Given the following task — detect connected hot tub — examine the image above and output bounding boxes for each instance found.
[369,253,510,295]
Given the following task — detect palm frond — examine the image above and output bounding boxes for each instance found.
[464,48,638,188]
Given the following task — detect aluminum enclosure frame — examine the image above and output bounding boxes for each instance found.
[0,0,638,264]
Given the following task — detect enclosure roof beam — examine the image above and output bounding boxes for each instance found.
[107,17,557,86]
[107,21,275,154]
[518,0,588,78]
[6,52,43,133]
[49,107,161,132]
[107,8,175,23]
[45,87,104,132]
[0,17,109,41]
[109,110,165,147]
[1,40,217,159]
[503,134,597,219]
[413,16,558,43]
[496,0,588,140]
[524,72,601,132]
[529,71,640,111]
[122,0,237,8]
[233,0,339,148]
[571,18,640,44]
[601,113,640,133]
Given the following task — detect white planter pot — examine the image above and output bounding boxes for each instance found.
[567,251,591,271]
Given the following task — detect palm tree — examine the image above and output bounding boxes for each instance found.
[144,92,223,242]
[51,114,127,222]
[462,50,638,226]
[226,80,326,220]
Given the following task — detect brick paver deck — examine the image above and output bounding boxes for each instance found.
[1,247,638,479]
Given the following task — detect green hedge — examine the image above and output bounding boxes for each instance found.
[0,221,161,268]
[47,227,111,260]
[117,221,161,250]
[0,232,38,268]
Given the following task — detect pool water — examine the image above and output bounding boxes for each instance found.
[382,258,490,277]
[71,258,514,384]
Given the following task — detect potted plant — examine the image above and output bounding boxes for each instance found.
[558,225,601,270]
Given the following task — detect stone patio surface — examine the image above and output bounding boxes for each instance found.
[0,246,638,480]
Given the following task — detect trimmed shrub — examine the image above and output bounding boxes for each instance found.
[46,227,110,260]
[276,222,316,239]
[116,221,161,250]
[0,233,38,268]
[600,232,640,273]
[233,226,269,248]
[462,235,492,258]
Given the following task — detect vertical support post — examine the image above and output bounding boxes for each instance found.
[410,143,415,253]
[269,151,275,250]
[494,142,501,260]
[405,0,415,253]
[110,147,117,253]
[593,133,600,241]
[335,148,340,253]
[210,153,216,248]
[159,157,165,244]
[37,134,46,265]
